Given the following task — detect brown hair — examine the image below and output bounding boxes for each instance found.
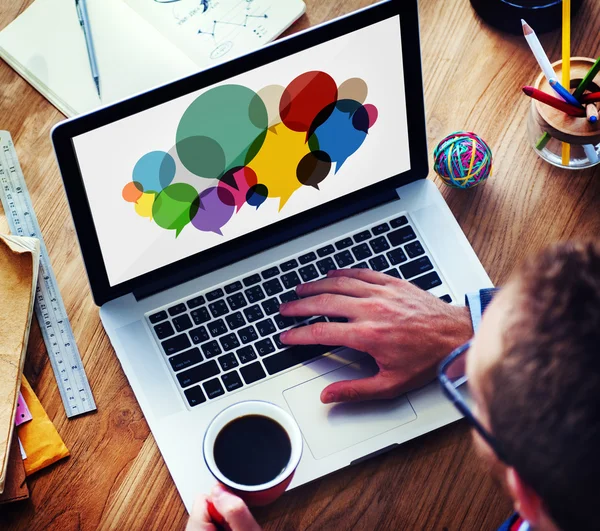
[486,241,600,531]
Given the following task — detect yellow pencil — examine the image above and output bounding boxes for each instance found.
[562,0,571,166]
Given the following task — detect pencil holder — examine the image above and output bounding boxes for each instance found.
[527,58,600,169]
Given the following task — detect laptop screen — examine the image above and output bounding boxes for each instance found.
[71,14,409,287]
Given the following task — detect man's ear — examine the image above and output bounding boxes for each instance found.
[505,467,543,526]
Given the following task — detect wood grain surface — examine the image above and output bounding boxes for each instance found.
[1,0,599,529]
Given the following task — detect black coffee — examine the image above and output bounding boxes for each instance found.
[213,414,292,486]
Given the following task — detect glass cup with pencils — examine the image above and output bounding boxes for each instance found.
[526,57,600,169]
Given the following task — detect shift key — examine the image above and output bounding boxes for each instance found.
[177,360,220,388]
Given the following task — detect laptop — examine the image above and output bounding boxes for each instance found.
[52,0,492,511]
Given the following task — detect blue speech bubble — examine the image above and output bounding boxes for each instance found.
[132,151,176,192]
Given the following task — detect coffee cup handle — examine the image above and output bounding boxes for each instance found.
[207,500,232,531]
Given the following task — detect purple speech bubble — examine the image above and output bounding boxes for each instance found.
[191,186,235,235]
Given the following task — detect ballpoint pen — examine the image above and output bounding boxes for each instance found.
[75,0,101,98]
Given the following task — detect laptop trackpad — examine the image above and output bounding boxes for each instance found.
[283,357,417,460]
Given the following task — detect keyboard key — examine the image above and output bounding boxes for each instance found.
[383,268,402,279]
[387,248,408,265]
[256,318,276,337]
[275,314,295,330]
[262,297,280,315]
[236,345,258,364]
[372,222,390,235]
[189,326,210,344]
[353,230,371,243]
[245,285,266,303]
[352,243,373,261]
[227,292,247,310]
[281,271,301,289]
[238,325,258,344]
[209,299,228,318]
[169,347,203,372]
[405,240,425,258]
[334,250,355,268]
[298,252,317,264]
[400,257,434,279]
[240,362,267,384]
[243,274,261,286]
[244,305,264,322]
[219,333,240,352]
[149,310,168,324]
[440,294,453,303]
[206,288,224,302]
[173,314,193,333]
[308,316,327,325]
[201,340,222,358]
[222,371,243,392]
[390,215,408,228]
[203,378,225,399]
[370,236,390,254]
[263,344,332,375]
[261,266,280,279]
[273,333,286,350]
[329,317,349,323]
[224,281,243,294]
[186,296,205,309]
[299,264,319,282]
[411,271,442,291]
[167,303,186,317]
[225,311,246,330]
[208,319,228,337]
[162,334,191,356]
[280,291,299,303]
[191,307,211,325]
[280,259,298,272]
[154,321,174,340]
[263,278,284,296]
[184,386,206,407]
[177,359,220,387]
[335,237,354,250]
[388,226,417,247]
[317,244,335,257]
[218,353,239,371]
[255,338,276,357]
[369,255,390,272]
[316,257,336,275]
[351,262,369,269]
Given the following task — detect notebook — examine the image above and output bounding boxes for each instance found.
[0,235,40,494]
[0,0,305,117]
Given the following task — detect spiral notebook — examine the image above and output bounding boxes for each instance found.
[0,0,305,117]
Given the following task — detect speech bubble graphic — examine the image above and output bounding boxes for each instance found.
[134,191,156,220]
[132,151,176,192]
[351,104,371,134]
[217,166,258,212]
[254,85,285,129]
[296,151,332,189]
[338,77,368,104]
[363,104,378,128]
[280,71,338,134]
[246,184,268,209]
[122,181,143,203]
[176,84,268,178]
[247,122,310,210]
[152,183,199,237]
[191,186,235,235]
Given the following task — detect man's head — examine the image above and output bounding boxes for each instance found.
[467,241,600,531]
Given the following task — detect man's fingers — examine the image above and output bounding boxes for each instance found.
[296,275,385,299]
[281,322,364,350]
[210,485,262,531]
[186,495,217,531]
[280,294,363,320]
[327,268,392,285]
[320,373,405,404]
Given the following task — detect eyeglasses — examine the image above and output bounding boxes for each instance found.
[437,340,509,464]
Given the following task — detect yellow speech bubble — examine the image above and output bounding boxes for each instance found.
[134,191,156,220]
[247,122,310,210]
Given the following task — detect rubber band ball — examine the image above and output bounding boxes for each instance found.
[433,132,493,189]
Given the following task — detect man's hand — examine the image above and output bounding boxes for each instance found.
[279,269,472,404]
[186,485,262,531]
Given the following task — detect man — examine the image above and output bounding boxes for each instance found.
[187,241,600,531]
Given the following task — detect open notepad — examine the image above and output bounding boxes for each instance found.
[0,0,305,117]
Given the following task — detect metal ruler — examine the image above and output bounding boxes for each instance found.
[0,131,96,418]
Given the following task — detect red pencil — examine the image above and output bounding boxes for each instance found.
[581,92,600,104]
[522,86,586,117]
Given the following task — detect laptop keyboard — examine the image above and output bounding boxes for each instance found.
[146,213,453,409]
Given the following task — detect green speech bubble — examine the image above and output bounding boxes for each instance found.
[152,183,199,237]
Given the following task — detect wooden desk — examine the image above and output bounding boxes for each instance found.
[1,0,599,529]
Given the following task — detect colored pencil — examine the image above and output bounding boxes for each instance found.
[522,86,586,116]
[561,0,571,165]
[581,92,600,104]
[586,104,599,123]
[573,57,600,100]
[521,20,557,83]
[583,144,599,164]
[549,79,581,107]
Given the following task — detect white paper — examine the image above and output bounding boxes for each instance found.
[18,437,26,460]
